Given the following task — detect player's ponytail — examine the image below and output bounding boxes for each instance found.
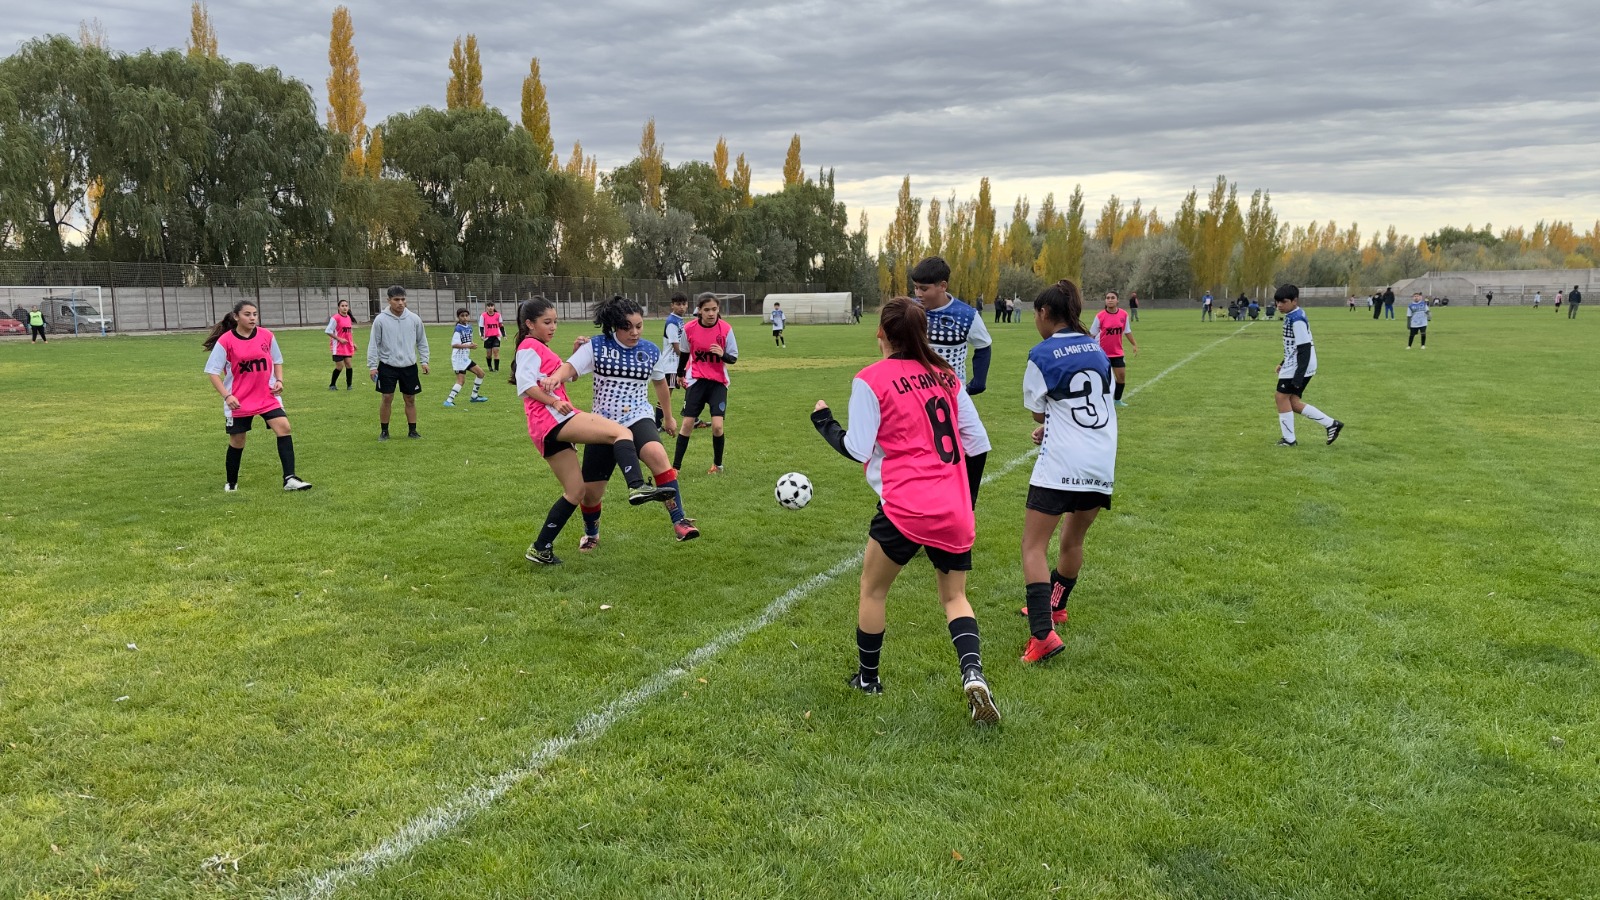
[203,300,256,351]
[879,296,952,376]
[1033,279,1087,334]
[509,296,556,384]
[594,295,643,336]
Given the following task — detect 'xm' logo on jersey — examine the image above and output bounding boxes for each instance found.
[237,358,270,374]
[692,350,721,363]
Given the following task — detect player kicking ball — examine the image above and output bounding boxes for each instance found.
[1272,284,1344,447]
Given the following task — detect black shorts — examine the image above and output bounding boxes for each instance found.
[376,362,423,396]
[681,379,729,419]
[868,507,972,573]
[663,373,680,390]
[543,419,574,458]
[772,328,784,336]
[1275,375,1313,397]
[225,407,286,435]
[483,336,501,349]
[1108,356,1126,369]
[332,354,352,362]
[581,419,662,481]
[1026,485,1112,516]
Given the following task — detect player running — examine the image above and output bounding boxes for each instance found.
[811,296,999,726]
[1272,284,1344,447]
[539,296,699,546]
[202,301,312,493]
[671,293,738,474]
[444,308,489,406]
[325,298,357,390]
[478,301,505,372]
[1016,280,1117,663]
[513,298,676,565]
[910,256,993,507]
[1090,290,1138,407]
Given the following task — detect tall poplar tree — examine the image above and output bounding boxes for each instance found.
[187,2,218,58]
[1004,196,1032,267]
[521,57,554,169]
[1063,185,1087,281]
[926,197,943,258]
[446,35,483,109]
[638,118,664,210]
[884,176,922,293]
[326,6,367,174]
[782,134,803,186]
[713,137,730,188]
[732,153,752,206]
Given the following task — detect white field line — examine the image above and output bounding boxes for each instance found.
[279,322,1249,899]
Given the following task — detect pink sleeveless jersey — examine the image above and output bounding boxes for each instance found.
[684,318,732,385]
[329,314,356,356]
[481,311,503,338]
[857,358,974,553]
[220,328,282,417]
[1094,309,1130,358]
[517,337,574,446]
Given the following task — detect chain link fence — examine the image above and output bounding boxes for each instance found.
[0,260,823,333]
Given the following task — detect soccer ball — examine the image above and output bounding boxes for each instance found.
[774,472,813,510]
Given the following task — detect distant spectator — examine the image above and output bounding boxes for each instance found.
[28,306,46,342]
[1202,292,1214,321]
[1568,285,1582,319]
[1128,291,1140,322]
[1382,287,1396,319]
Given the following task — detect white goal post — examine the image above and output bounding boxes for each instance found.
[0,286,111,333]
[763,292,853,325]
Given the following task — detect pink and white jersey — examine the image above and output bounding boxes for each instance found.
[515,336,575,445]
[205,327,283,417]
[1091,308,1131,358]
[479,311,503,339]
[683,318,737,385]
[328,313,356,357]
[843,357,974,553]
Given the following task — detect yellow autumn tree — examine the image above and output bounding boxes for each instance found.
[446,35,484,109]
[326,7,367,174]
[713,137,730,189]
[79,18,108,49]
[926,197,943,259]
[363,125,384,177]
[187,2,218,58]
[521,58,555,169]
[733,154,752,206]
[782,134,803,186]
[638,118,664,210]
[884,176,922,292]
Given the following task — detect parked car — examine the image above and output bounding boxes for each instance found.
[0,317,25,335]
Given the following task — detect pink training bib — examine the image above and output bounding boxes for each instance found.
[856,357,974,553]
[219,327,282,417]
[1094,309,1129,358]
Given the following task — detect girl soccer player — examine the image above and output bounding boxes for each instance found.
[325,299,357,390]
[539,296,699,546]
[478,301,504,371]
[1091,290,1138,407]
[445,308,489,406]
[1017,280,1117,663]
[512,297,675,565]
[203,301,312,492]
[672,293,738,473]
[810,296,999,726]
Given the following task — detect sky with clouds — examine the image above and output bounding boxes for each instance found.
[7,1,1598,246]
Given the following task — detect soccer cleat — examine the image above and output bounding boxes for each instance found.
[962,668,1001,726]
[1017,603,1069,625]
[378,432,389,442]
[407,431,422,439]
[470,395,488,402]
[628,483,677,506]
[578,534,600,552]
[1115,399,1129,408]
[1405,345,1412,350]
[223,483,237,493]
[1325,420,1344,445]
[847,673,884,695]
[693,420,712,429]
[1275,438,1297,447]
[1021,631,1065,664]
[524,544,562,565]
[673,519,701,542]
[707,465,724,475]
[443,399,456,407]
[283,475,313,492]
[328,384,339,391]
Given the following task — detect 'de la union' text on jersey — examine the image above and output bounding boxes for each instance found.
[1023,330,1117,494]
[924,297,991,384]
[567,334,662,427]
[1280,307,1318,378]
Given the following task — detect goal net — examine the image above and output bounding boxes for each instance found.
[763,292,853,325]
[0,286,110,333]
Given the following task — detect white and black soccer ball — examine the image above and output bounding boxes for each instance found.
[774,472,814,510]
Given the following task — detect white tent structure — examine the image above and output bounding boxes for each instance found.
[762,292,853,325]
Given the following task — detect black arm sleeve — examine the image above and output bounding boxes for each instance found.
[721,352,737,365]
[1294,344,1312,381]
[811,408,858,461]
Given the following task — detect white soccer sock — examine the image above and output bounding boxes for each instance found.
[1279,412,1296,442]
[1299,404,1334,426]
[472,376,484,396]
[448,384,462,401]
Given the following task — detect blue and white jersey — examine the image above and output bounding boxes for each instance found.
[450,323,475,370]
[1280,307,1317,377]
[1407,301,1430,328]
[661,312,685,372]
[925,296,991,385]
[1023,331,1116,494]
[770,308,785,331]
[568,333,663,427]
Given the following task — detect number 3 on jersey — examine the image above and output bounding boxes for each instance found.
[1066,370,1112,429]
[925,396,961,464]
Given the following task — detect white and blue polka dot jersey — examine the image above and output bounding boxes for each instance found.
[568,333,662,427]
[924,297,991,384]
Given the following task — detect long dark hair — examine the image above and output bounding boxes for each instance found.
[509,296,556,384]
[1034,279,1087,334]
[594,295,643,337]
[879,296,951,375]
[203,300,257,351]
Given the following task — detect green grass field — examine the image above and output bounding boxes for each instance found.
[2,306,1597,898]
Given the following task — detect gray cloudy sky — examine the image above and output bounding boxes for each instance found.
[8,1,1599,244]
